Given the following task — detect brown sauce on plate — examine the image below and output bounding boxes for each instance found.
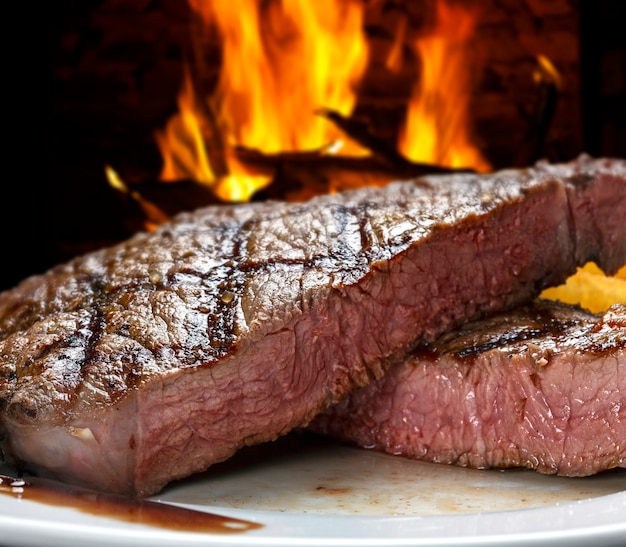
[0,473,261,534]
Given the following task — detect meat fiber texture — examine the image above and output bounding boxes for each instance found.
[0,155,625,497]
[309,300,626,477]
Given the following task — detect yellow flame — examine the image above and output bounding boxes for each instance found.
[105,165,127,192]
[156,0,369,201]
[207,0,368,153]
[105,165,168,229]
[157,0,492,205]
[385,16,407,74]
[534,54,562,89]
[399,1,490,172]
[155,69,217,184]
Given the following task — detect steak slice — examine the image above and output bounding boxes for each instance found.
[0,155,625,496]
[308,300,626,476]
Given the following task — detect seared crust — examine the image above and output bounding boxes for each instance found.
[431,300,626,359]
[309,301,626,476]
[0,155,624,495]
[0,168,539,422]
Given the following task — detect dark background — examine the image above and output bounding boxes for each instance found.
[3,0,625,293]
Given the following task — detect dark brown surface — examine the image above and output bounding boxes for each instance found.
[0,473,260,533]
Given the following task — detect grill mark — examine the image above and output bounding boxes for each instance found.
[449,328,548,359]
[0,156,623,495]
[230,204,381,277]
[81,300,107,372]
[416,301,623,363]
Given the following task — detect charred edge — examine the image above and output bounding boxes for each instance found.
[449,328,549,359]
[421,304,583,360]
[566,172,595,190]
[80,278,110,372]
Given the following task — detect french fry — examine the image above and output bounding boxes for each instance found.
[541,262,626,313]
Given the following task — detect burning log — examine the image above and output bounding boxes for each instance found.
[235,146,473,202]
[112,109,478,229]
[107,166,224,232]
[315,108,418,171]
[110,148,469,226]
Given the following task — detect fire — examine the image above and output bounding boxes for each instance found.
[204,0,368,154]
[156,0,490,203]
[154,69,217,186]
[157,0,369,201]
[399,1,490,172]
[134,1,626,311]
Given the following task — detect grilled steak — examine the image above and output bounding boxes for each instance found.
[309,300,626,476]
[0,155,625,496]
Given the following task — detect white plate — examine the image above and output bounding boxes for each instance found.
[1,433,625,547]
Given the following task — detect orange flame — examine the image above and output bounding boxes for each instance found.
[154,69,216,185]
[204,0,368,153]
[157,0,369,201]
[156,0,490,203]
[398,1,490,172]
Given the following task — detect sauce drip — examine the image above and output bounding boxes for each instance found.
[0,473,261,534]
